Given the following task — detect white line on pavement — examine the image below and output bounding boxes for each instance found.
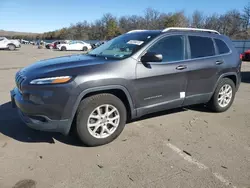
[166,142,208,170]
[166,143,237,188]
[213,173,237,188]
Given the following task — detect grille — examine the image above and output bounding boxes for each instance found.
[15,71,26,91]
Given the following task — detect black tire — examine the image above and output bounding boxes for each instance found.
[76,93,127,146]
[61,46,66,51]
[82,46,88,51]
[208,78,236,112]
[8,44,16,51]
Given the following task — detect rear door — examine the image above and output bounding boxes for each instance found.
[135,35,188,115]
[183,35,224,106]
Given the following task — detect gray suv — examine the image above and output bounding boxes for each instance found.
[11,27,241,146]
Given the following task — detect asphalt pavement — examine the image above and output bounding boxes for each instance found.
[0,45,249,188]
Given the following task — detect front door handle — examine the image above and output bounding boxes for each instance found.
[216,61,224,65]
[176,65,187,70]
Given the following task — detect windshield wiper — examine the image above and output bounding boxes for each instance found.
[88,53,109,60]
[88,53,98,57]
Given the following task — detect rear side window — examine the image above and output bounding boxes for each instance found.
[215,39,230,54]
[188,36,215,59]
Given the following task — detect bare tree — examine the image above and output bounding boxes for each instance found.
[144,8,161,29]
[163,11,189,28]
[36,5,250,40]
[204,14,221,31]
[242,2,250,30]
[191,10,205,28]
[220,10,243,37]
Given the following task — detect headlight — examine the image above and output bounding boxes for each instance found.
[30,76,72,85]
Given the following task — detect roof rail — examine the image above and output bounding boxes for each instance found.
[127,30,148,33]
[162,27,220,35]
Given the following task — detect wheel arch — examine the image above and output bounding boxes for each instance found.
[7,43,16,47]
[61,45,67,50]
[66,85,136,134]
[212,72,238,95]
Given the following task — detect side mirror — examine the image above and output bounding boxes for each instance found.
[141,52,163,63]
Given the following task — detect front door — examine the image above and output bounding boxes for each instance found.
[0,37,5,48]
[68,41,77,50]
[135,35,188,116]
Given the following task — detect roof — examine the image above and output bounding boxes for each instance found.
[127,27,220,35]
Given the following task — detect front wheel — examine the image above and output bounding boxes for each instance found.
[61,46,66,51]
[76,93,127,146]
[8,44,16,51]
[208,78,236,112]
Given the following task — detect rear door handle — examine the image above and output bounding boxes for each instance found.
[176,65,187,70]
[216,61,224,65]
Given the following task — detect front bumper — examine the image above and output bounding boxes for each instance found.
[16,44,21,48]
[10,88,71,135]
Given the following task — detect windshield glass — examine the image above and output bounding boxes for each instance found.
[89,31,160,59]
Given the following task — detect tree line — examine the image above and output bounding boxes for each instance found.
[12,2,250,41]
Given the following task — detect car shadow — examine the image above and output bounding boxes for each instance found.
[241,71,250,83]
[0,49,20,52]
[0,102,83,147]
[0,102,211,146]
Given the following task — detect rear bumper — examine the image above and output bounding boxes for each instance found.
[237,71,241,91]
[10,88,72,135]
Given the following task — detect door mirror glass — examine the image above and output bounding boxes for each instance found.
[141,52,163,63]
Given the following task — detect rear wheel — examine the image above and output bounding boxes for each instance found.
[8,44,16,51]
[76,93,127,146]
[61,46,66,51]
[208,78,236,112]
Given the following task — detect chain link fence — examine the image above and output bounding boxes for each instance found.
[232,40,250,54]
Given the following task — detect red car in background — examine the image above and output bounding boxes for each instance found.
[240,49,250,61]
[45,40,66,49]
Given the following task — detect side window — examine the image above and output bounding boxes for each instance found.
[215,39,230,54]
[188,36,215,58]
[147,35,184,62]
[0,38,4,41]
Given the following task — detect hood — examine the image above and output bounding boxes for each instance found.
[9,39,20,44]
[20,54,115,78]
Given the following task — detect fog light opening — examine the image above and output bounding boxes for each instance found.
[28,115,47,123]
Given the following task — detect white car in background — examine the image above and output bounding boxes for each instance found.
[0,37,21,50]
[57,40,92,51]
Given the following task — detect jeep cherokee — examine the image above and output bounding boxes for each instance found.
[11,27,241,146]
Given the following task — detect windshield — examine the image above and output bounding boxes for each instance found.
[89,31,160,59]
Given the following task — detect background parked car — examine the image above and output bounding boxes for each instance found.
[0,37,21,50]
[21,39,30,44]
[240,49,250,61]
[45,40,66,49]
[45,42,53,49]
[91,41,106,49]
[57,40,92,51]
